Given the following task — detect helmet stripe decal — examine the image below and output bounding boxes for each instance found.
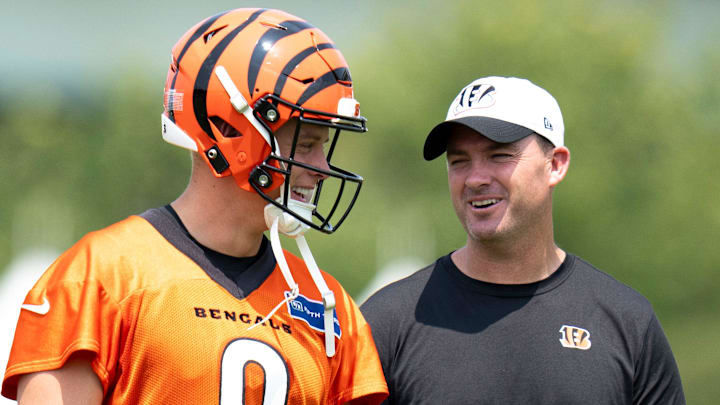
[167,11,229,122]
[172,11,228,87]
[272,43,335,97]
[193,9,267,140]
[247,20,314,98]
[296,68,351,106]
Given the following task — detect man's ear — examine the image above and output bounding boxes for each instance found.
[549,146,570,187]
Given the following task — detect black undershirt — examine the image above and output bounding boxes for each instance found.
[139,205,276,299]
[164,205,265,273]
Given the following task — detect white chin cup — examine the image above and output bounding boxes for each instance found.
[264,198,314,237]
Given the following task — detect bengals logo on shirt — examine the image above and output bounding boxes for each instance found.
[558,325,591,350]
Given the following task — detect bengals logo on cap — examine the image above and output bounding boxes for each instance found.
[451,83,496,116]
[558,325,591,350]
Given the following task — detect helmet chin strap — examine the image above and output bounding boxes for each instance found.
[252,185,337,357]
[263,196,313,237]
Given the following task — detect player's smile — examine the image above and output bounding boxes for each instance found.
[274,119,331,205]
[291,186,315,203]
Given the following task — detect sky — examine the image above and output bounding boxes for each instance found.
[0,0,383,92]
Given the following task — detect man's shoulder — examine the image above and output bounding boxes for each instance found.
[568,254,654,312]
[66,214,163,263]
[361,259,439,313]
[50,212,191,288]
[62,213,147,252]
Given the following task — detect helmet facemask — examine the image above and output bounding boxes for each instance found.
[251,94,365,236]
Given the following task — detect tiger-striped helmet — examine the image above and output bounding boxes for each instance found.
[161,8,365,234]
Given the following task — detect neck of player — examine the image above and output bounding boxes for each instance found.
[170,155,269,258]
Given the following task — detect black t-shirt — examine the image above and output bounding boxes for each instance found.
[361,253,685,404]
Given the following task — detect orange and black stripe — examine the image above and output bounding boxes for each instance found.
[192,9,267,140]
[167,10,230,122]
[272,43,334,96]
[247,19,315,98]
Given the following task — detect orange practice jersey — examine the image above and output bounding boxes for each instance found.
[2,211,388,404]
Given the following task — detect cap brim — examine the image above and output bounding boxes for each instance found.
[423,116,534,161]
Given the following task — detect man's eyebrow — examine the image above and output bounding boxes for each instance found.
[446,145,467,155]
[487,142,520,152]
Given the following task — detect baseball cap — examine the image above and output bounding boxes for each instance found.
[423,76,564,160]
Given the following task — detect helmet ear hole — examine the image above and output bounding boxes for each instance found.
[209,116,243,138]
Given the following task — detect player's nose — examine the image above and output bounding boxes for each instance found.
[307,148,330,180]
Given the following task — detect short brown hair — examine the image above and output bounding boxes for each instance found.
[535,134,555,155]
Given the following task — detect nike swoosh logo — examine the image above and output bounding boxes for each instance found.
[21,297,50,315]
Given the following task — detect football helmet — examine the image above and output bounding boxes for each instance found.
[161,8,365,234]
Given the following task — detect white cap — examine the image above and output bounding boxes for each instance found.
[424,76,564,160]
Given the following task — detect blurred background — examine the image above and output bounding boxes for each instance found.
[1,0,718,402]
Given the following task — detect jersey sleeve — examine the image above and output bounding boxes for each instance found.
[632,313,686,404]
[2,236,124,400]
[327,282,388,405]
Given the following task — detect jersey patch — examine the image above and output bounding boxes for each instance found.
[285,292,341,338]
[558,324,592,350]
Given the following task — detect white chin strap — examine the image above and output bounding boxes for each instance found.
[263,196,313,238]
[251,194,337,357]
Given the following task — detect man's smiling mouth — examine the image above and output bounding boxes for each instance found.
[291,186,315,203]
[471,199,500,209]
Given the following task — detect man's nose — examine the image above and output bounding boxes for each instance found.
[307,149,330,180]
[465,160,492,188]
